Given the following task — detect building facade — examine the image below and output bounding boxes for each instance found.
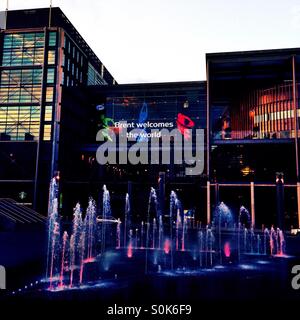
[0,8,116,212]
[59,82,207,223]
[207,49,300,228]
[0,7,299,229]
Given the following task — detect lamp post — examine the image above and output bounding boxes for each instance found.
[276,172,285,229]
[250,181,255,228]
[292,56,300,228]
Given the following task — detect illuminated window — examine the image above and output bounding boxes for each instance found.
[87,63,106,85]
[2,33,44,66]
[48,32,57,47]
[47,50,56,65]
[0,105,40,140]
[46,87,54,103]
[44,106,53,121]
[47,68,55,84]
[0,33,47,141]
[43,124,52,141]
[0,69,42,103]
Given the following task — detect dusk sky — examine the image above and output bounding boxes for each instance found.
[5,0,300,83]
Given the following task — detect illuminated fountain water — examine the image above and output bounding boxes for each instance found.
[59,231,69,288]
[124,193,131,247]
[101,186,111,254]
[214,202,234,227]
[170,191,182,268]
[152,218,157,249]
[158,215,163,249]
[268,227,286,256]
[205,227,215,267]
[214,202,233,264]
[239,206,251,227]
[145,188,158,273]
[257,234,261,254]
[85,198,97,260]
[182,213,187,252]
[116,219,121,249]
[237,223,241,261]
[278,229,286,255]
[198,230,204,267]
[49,219,60,289]
[176,209,182,251]
[264,228,269,255]
[127,229,133,258]
[79,228,85,284]
[135,228,139,249]
[140,221,145,249]
[46,178,59,280]
[69,203,82,287]
[45,180,289,291]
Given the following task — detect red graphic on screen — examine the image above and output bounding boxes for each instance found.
[176,113,195,140]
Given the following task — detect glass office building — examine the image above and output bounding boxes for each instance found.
[0,8,116,211]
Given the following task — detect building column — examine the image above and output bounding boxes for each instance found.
[292,56,300,228]
[250,182,255,228]
[214,182,219,206]
[158,172,165,219]
[33,27,48,210]
[297,182,300,229]
[207,181,211,225]
[276,173,285,229]
[206,60,211,226]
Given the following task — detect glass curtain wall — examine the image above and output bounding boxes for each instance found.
[0,32,44,141]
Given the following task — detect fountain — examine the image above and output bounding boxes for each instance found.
[124,193,131,247]
[152,218,157,249]
[69,203,82,287]
[116,219,121,249]
[214,202,234,228]
[101,186,111,254]
[127,229,133,258]
[44,180,289,291]
[49,220,60,289]
[145,188,158,274]
[158,216,163,249]
[140,221,144,249]
[176,209,181,251]
[85,198,97,260]
[59,231,69,288]
[46,178,59,279]
[170,191,181,268]
[239,206,251,227]
[198,230,204,267]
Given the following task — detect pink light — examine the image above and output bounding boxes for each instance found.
[224,242,231,258]
[79,263,84,285]
[164,239,171,254]
[127,242,133,258]
[83,257,95,264]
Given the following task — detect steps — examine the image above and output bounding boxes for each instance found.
[0,198,46,228]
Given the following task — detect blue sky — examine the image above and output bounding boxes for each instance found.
[4,0,300,83]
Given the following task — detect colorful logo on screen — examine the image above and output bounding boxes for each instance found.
[136,102,149,142]
[99,114,121,141]
[176,113,195,140]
